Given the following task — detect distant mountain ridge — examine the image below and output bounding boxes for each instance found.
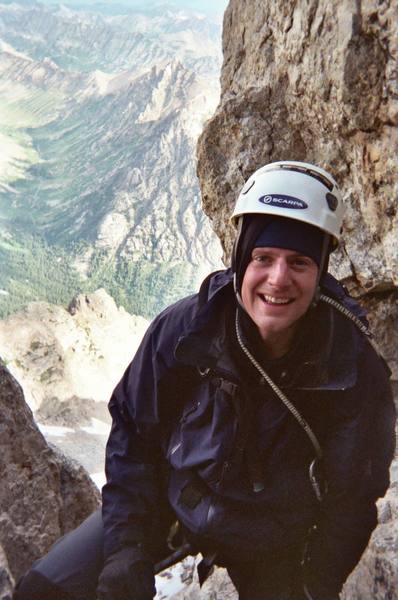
[0,2,222,74]
[0,1,223,318]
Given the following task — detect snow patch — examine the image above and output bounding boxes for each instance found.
[37,423,75,437]
[81,417,111,436]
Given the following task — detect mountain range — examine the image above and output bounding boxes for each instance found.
[0,1,224,319]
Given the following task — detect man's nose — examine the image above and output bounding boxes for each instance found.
[268,260,290,286]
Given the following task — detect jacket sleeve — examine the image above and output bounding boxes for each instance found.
[100,306,188,559]
[304,348,396,595]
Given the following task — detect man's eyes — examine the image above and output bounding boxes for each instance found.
[291,258,310,267]
[253,255,272,263]
[252,255,313,268]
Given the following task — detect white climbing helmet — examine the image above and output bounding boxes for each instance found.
[231,160,344,247]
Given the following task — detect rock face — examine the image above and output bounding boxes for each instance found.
[197,0,398,379]
[0,288,148,411]
[0,289,149,482]
[341,462,398,599]
[170,560,237,600]
[197,0,398,597]
[0,360,100,596]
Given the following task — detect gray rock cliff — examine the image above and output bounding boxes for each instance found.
[0,360,100,598]
[341,461,398,598]
[0,289,149,482]
[0,288,148,412]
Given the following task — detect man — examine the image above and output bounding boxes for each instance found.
[14,161,396,600]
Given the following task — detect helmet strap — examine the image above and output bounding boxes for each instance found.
[231,216,244,273]
[311,233,331,308]
[233,272,246,311]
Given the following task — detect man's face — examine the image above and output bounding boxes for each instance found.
[241,247,318,357]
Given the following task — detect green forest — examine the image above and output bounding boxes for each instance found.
[0,234,200,320]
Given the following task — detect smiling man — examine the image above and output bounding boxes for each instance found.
[14,161,396,600]
[239,233,321,358]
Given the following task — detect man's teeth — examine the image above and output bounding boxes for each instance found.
[263,295,291,304]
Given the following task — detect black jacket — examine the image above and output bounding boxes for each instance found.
[102,269,396,592]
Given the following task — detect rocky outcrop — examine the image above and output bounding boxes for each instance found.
[363,292,398,382]
[342,462,398,599]
[0,288,148,412]
[0,289,149,481]
[170,560,237,599]
[0,360,100,596]
[197,0,398,379]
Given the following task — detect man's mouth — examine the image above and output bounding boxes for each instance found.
[261,294,293,305]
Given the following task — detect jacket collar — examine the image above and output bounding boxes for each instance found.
[174,270,237,375]
[174,270,362,391]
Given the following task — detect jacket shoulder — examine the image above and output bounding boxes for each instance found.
[145,269,232,363]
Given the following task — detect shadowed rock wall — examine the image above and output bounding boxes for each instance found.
[0,361,100,597]
[197,0,398,379]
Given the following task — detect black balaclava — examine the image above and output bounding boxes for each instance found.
[232,215,331,298]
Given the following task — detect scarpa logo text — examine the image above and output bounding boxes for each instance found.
[258,194,308,210]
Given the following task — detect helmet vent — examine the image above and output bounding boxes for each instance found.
[269,164,334,192]
[242,179,255,195]
[326,193,338,211]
